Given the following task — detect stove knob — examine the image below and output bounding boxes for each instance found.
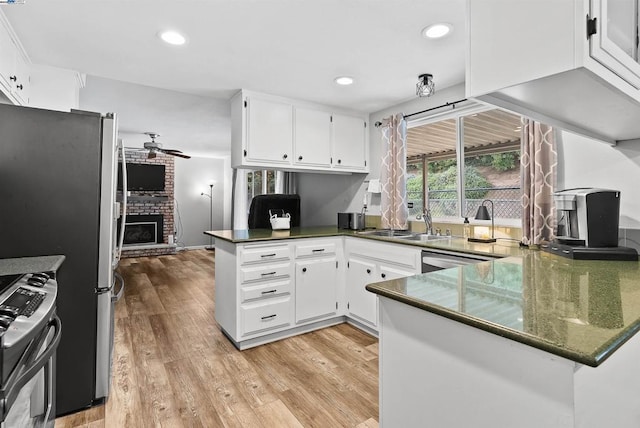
[0,315,14,328]
[31,273,49,281]
[27,277,46,287]
[0,307,20,318]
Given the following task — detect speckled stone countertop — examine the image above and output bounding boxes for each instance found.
[0,255,65,276]
[209,226,640,365]
[367,252,640,367]
[205,227,526,258]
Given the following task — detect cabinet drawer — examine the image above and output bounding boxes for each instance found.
[240,262,291,283]
[241,279,291,302]
[241,297,292,336]
[240,245,290,265]
[295,241,337,258]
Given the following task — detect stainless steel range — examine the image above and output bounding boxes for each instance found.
[0,272,60,428]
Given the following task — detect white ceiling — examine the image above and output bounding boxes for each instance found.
[2,0,467,156]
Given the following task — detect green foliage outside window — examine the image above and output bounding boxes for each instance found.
[406,165,492,200]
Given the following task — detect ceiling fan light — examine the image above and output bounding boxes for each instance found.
[416,73,435,97]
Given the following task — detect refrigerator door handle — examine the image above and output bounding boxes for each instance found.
[117,140,127,262]
[111,271,125,303]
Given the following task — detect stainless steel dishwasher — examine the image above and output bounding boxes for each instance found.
[421,249,495,273]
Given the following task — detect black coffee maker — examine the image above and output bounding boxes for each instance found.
[542,188,638,260]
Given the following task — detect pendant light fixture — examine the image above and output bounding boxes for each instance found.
[416,73,435,97]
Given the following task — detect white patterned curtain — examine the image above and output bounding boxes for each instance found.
[380,113,408,230]
[521,118,557,245]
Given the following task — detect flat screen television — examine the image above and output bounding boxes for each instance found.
[117,162,165,191]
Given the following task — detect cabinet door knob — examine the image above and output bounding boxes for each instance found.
[298,155,303,161]
[302,267,307,273]
[366,269,371,274]
[283,154,288,159]
[9,76,16,82]
[381,273,386,279]
[337,159,342,164]
[16,84,23,90]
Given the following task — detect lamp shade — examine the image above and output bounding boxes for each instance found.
[475,205,491,220]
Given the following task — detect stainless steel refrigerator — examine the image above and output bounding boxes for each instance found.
[0,103,126,415]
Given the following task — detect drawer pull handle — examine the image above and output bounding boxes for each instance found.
[381,273,386,279]
[261,290,277,295]
[261,314,277,321]
[312,249,325,253]
[261,271,277,277]
[261,253,277,258]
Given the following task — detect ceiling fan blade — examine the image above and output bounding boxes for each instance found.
[169,152,191,159]
[161,148,184,153]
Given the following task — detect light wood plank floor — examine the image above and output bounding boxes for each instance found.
[55,249,379,428]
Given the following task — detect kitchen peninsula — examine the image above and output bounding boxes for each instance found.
[367,253,640,428]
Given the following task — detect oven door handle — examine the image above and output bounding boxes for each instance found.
[2,315,62,413]
[112,271,125,303]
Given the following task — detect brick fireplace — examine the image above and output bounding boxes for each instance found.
[119,151,176,258]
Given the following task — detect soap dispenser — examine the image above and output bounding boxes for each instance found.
[463,217,471,239]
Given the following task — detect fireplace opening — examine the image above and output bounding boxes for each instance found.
[119,214,163,246]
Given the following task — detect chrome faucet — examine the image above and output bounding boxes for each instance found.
[423,208,433,235]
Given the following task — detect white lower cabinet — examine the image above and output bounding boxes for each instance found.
[345,257,378,328]
[214,235,421,348]
[241,296,293,336]
[295,258,338,323]
[345,238,422,333]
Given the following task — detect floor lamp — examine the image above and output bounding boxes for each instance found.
[201,182,215,251]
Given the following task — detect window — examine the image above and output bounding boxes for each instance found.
[246,169,276,208]
[406,107,522,223]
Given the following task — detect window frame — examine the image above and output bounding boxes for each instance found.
[407,103,521,227]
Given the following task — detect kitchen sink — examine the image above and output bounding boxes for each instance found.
[356,229,414,237]
[356,229,450,241]
[400,233,450,242]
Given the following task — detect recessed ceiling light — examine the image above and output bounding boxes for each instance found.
[334,76,354,86]
[159,30,187,46]
[422,23,453,39]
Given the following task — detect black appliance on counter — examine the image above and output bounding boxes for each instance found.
[542,188,638,260]
[248,194,301,229]
[0,272,61,428]
[0,104,125,415]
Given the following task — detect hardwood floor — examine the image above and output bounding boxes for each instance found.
[55,249,379,428]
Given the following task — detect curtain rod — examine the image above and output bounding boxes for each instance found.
[374,98,468,127]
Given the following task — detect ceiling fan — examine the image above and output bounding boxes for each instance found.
[137,132,191,159]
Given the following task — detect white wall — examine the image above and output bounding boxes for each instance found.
[79,76,233,246]
[174,156,230,247]
[557,132,640,249]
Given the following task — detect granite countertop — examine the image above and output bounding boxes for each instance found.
[366,252,640,367]
[0,255,66,276]
[205,226,526,258]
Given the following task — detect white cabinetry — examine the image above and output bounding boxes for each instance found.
[293,106,332,168]
[245,95,293,166]
[344,238,421,332]
[231,90,369,173]
[294,239,340,323]
[0,14,29,106]
[467,0,640,144]
[331,113,368,171]
[214,240,294,347]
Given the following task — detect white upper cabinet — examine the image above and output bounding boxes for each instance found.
[246,95,294,166]
[231,90,369,173]
[294,106,332,168]
[0,24,15,94]
[467,0,640,144]
[331,113,368,171]
[0,15,29,106]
